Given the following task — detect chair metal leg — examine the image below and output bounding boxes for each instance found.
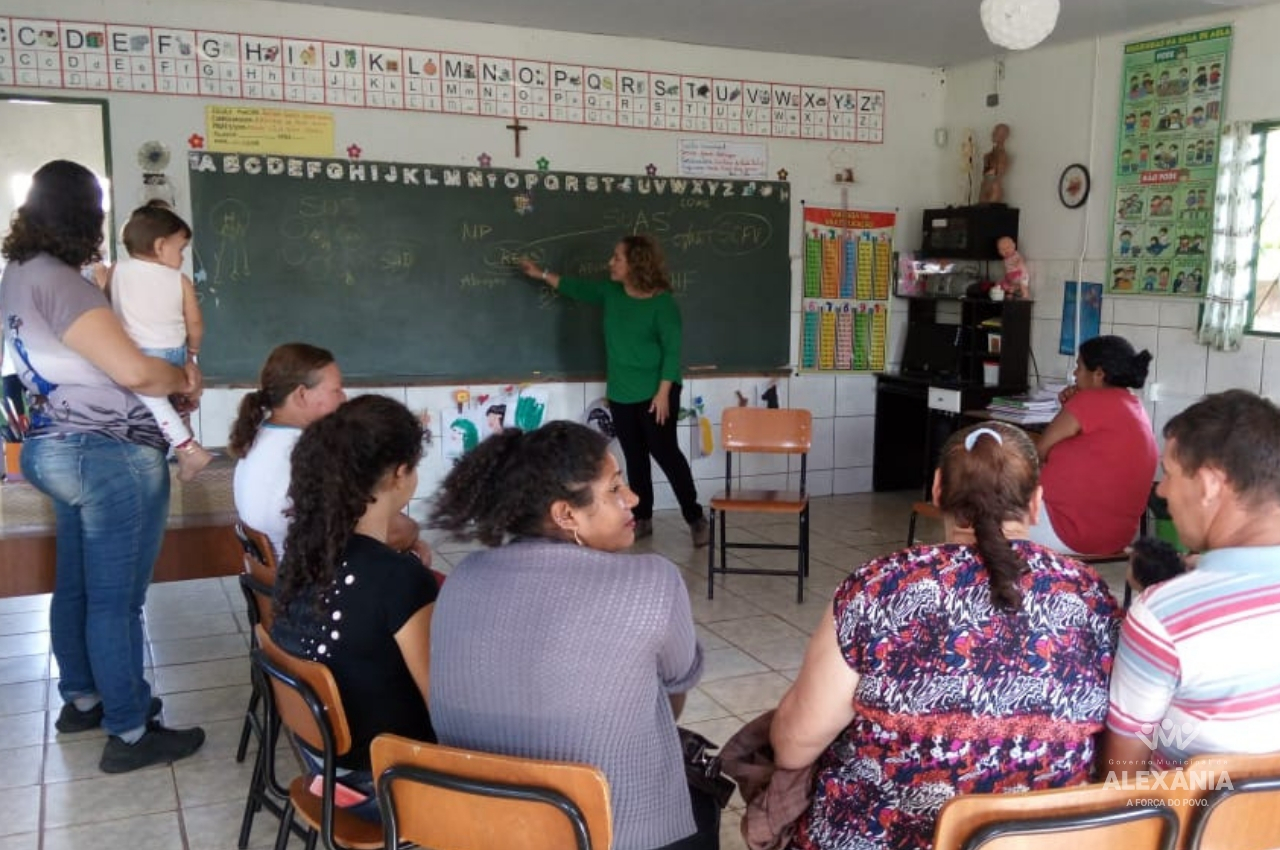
[236,685,262,763]
[706,508,717,600]
[718,510,727,586]
[239,732,266,849]
[274,803,295,850]
[797,507,809,603]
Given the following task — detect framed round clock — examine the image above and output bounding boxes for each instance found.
[1058,164,1091,209]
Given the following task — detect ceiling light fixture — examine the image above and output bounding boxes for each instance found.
[980,0,1060,51]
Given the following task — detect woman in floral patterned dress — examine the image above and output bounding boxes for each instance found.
[770,421,1121,850]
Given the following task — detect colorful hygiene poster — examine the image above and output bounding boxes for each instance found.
[799,204,895,373]
[1108,25,1231,297]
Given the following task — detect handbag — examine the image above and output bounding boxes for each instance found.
[678,727,737,809]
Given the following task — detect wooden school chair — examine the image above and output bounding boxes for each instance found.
[235,521,279,766]
[371,734,612,850]
[707,407,812,603]
[932,779,1183,850]
[252,625,383,850]
[234,522,291,849]
[1183,751,1280,850]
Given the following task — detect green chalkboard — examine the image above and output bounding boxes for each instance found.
[187,152,792,383]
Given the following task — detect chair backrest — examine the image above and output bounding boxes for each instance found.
[237,521,280,572]
[720,408,812,454]
[933,780,1185,850]
[1184,751,1280,850]
[252,624,353,758]
[371,734,612,850]
[235,523,277,630]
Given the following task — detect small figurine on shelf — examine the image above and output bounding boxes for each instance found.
[979,123,1011,205]
[996,235,1030,299]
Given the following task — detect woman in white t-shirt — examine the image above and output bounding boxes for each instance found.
[228,342,347,560]
[227,342,432,565]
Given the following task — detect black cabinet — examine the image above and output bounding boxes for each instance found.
[905,297,1032,392]
[920,205,1020,260]
[873,296,1032,492]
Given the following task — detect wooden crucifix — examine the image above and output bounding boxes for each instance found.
[506,116,529,158]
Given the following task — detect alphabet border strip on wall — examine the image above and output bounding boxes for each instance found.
[0,16,886,144]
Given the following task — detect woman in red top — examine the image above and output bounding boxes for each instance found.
[1029,335,1157,555]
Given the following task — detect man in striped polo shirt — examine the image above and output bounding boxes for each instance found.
[1104,389,1280,774]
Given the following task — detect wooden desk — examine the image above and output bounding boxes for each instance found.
[0,457,242,598]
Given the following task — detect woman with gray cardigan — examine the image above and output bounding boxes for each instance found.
[428,421,716,850]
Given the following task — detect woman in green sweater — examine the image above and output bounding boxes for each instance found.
[521,236,709,547]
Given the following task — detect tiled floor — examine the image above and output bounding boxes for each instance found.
[0,492,1128,850]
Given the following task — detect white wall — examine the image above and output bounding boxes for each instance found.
[942,3,1280,440]
[0,0,948,507]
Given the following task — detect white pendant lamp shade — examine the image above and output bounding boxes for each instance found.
[980,0,1060,51]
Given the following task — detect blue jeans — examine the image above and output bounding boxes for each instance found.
[140,346,186,368]
[22,432,170,735]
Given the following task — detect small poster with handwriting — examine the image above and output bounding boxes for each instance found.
[677,139,767,178]
[799,204,895,373]
[206,106,334,156]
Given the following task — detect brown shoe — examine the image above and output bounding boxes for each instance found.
[634,519,654,539]
[690,518,710,548]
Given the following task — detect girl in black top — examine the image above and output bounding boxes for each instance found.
[272,394,437,821]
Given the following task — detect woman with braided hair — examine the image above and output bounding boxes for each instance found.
[769,421,1121,850]
[270,393,437,823]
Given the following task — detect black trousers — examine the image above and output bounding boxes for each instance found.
[609,383,704,524]
[650,784,722,850]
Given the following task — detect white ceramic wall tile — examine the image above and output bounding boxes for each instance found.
[1151,396,1199,449]
[1206,335,1264,393]
[344,386,408,402]
[1159,301,1200,329]
[834,375,877,416]
[1112,324,1161,373]
[833,466,873,495]
[1100,294,1116,326]
[1081,260,1108,283]
[738,452,790,477]
[1112,298,1161,326]
[692,377,775,423]
[1032,276,1065,320]
[195,388,250,448]
[404,386,460,418]
[804,417,835,471]
[1030,318,1072,385]
[790,469,833,497]
[788,374,837,418]
[833,416,875,468]
[1153,326,1207,398]
[1262,338,1280,399]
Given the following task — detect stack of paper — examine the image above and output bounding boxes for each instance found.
[987,388,1060,424]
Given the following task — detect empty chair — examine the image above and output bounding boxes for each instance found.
[707,407,812,602]
[371,734,612,850]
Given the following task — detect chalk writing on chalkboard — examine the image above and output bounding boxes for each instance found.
[188,152,791,383]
